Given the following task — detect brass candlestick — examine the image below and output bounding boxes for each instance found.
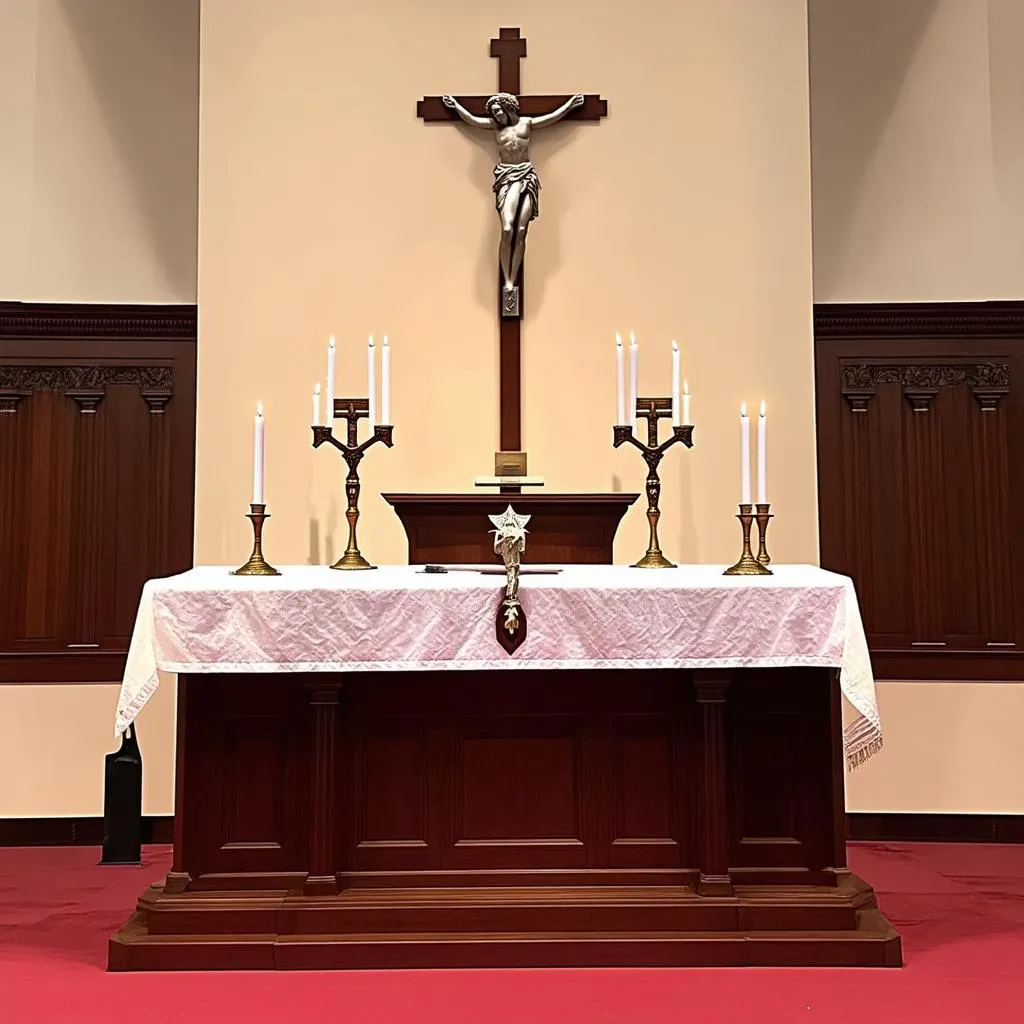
[723,503,772,576]
[613,398,694,568]
[312,399,394,570]
[232,503,281,576]
[755,502,772,566]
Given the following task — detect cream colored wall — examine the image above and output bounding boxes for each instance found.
[0,0,198,817]
[196,0,817,577]
[810,0,1024,302]
[0,0,199,303]
[809,0,1024,813]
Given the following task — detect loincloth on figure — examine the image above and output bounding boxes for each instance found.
[493,162,540,221]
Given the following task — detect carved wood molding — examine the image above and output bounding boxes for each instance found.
[816,300,1024,338]
[0,365,173,413]
[841,363,1010,412]
[0,302,197,340]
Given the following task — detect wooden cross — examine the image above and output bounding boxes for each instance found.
[418,27,608,475]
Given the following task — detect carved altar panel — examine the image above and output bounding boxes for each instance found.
[815,302,1024,679]
[0,304,196,683]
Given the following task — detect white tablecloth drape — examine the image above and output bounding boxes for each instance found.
[113,563,882,770]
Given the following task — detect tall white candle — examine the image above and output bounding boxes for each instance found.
[325,336,336,427]
[757,399,767,504]
[615,333,625,425]
[629,331,639,429]
[367,335,376,431]
[671,340,680,426]
[381,335,391,425]
[312,382,321,427]
[740,402,751,506]
[683,379,691,425]
[253,401,265,505]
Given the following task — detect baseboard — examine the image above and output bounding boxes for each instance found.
[0,816,173,847]
[2,814,1023,848]
[846,812,1024,844]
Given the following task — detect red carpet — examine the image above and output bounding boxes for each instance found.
[1,842,1022,1023]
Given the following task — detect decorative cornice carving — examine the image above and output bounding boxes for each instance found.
[0,366,173,414]
[841,363,1009,390]
[0,303,196,340]
[841,363,1009,413]
[816,301,1024,338]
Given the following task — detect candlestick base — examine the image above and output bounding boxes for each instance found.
[331,551,377,571]
[723,504,772,577]
[633,550,676,570]
[231,504,281,577]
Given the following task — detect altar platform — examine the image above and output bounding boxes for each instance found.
[108,564,899,970]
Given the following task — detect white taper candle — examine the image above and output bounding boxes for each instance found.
[312,382,320,427]
[367,335,376,432]
[683,379,691,425]
[325,336,336,427]
[381,335,391,425]
[757,399,767,504]
[615,333,625,425]
[671,340,680,426]
[740,402,751,506]
[629,331,639,429]
[253,401,265,505]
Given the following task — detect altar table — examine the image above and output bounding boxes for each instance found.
[109,565,900,970]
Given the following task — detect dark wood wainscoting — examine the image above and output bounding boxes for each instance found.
[0,303,197,684]
[815,302,1024,680]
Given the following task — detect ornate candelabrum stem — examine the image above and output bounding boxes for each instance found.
[312,400,394,570]
[723,504,772,576]
[232,503,281,576]
[613,398,694,569]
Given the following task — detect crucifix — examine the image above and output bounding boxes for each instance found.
[418,27,608,491]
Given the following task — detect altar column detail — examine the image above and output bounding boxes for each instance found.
[694,670,734,897]
[305,680,343,896]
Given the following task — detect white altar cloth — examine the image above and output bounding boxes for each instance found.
[113,564,882,769]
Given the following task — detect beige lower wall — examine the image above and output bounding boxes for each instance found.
[0,681,176,818]
[1,678,1020,818]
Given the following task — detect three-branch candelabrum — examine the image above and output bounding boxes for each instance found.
[613,399,694,568]
[312,400,394,570]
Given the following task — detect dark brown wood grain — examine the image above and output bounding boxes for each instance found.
[108,667,901,970]
[0,303,196,684]
[382,492,638,565]
[814,301,1024,680]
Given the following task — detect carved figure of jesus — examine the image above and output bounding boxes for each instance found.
[442,92,584,304]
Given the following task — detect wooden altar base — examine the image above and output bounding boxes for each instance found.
[109,668,901,971]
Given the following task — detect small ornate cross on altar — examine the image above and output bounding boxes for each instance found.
[418,27,608,491]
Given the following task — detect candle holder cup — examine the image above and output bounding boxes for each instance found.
[232,503,281,576]
[613,397,694,568]
[723,503,773,576]
[312,399,393,570]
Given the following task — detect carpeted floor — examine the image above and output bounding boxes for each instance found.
[1,842,1022,1023]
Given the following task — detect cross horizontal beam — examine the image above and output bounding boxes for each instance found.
[417,94,607,122]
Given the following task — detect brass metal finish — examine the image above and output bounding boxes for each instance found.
[231,504,281,577]
[723,504,773,576]
[612,398,694,569]
[754,502,772,566]
[494,451,527,476]
[312,399,394,570]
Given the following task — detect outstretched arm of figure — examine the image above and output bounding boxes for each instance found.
[531,94,585,130]
[441,95,491,129]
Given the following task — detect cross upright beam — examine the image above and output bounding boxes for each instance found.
[417,27,608,475]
